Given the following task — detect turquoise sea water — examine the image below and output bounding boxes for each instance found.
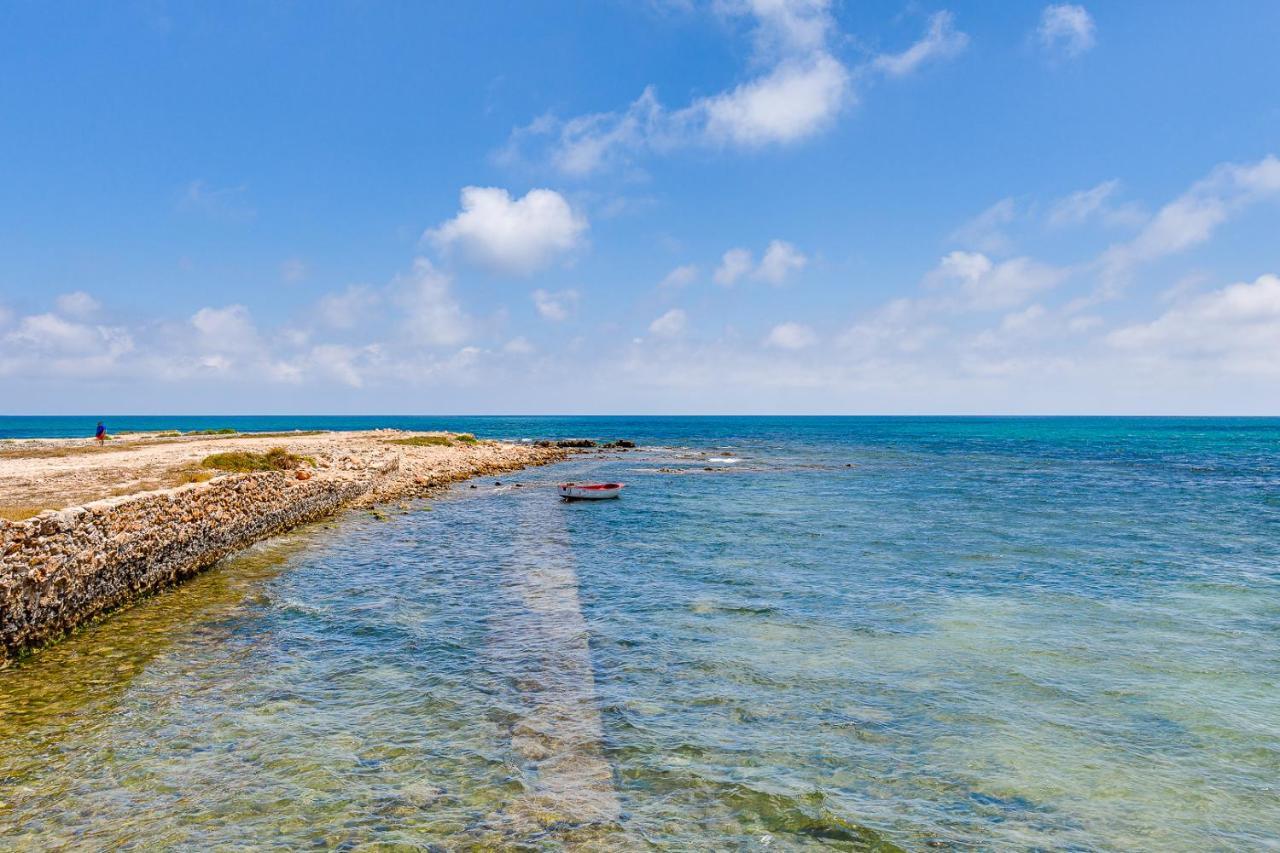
[1,417,1278,849]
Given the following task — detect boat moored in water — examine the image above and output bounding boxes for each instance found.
[558,482,625,500]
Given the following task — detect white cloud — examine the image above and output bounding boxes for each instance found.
[505,0,860,175]
[11,146,1278,413]
[0,312,135,379]
[504,3,971,175]
[873,11,970,77]
[838,298,941,356]
[1038,4,1096,58]
[196,354,231,373]
[934,250,992,284]
[1047,180,1145,229]
[427,187,587,275]
[532,288,578,321]
[1098,155,1280,287]
[504,336,535,355]
[701,54,850,146]
[394,258,470,346]
[1108,273,1280,375]
[714,241,807,286]
[530,90,663,177]
[649,308,688,337]
[999,304,1048,334]
[714,248,755,286]
[8,313,130,355]
[928,251,1068,310]
[191,305,260,354]
[318,285,379,330]
[951,198,1017,254]
[660,264,699,289]
[306,344,364,387]
[755,240,808,284]
[0,304,11,328]
[969,304,1054,350]
[265,359,304,384]
[0,258,482,389]
[56,291,100,319]
[765,321,818,349]
[738,0,833,55]
[1067,314,1103,333]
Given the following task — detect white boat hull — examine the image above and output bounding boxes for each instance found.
[558,482,624,500]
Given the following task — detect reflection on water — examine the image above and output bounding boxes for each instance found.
[2,419,1279,850]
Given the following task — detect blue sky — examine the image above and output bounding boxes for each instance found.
[2,1,1279,414]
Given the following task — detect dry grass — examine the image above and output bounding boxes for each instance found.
[0,506,46,522]
[0,430,331,461]
[105,467,216,497]
[0,440,155,460]
[201,447,314,473]
[4,468,218,517]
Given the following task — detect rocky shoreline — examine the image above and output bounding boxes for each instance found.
[0,431,569,661]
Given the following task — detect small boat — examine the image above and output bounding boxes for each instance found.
[558,482,625,501]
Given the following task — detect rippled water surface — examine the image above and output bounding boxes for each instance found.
[2,418,1279,850]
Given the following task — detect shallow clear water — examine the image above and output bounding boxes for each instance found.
[2,418,1279,849]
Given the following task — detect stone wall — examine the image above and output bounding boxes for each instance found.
[0,467,388,659]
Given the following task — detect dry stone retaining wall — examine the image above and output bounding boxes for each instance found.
[0,467,387,659]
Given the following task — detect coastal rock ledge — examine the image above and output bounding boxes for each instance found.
[0,431,567,660]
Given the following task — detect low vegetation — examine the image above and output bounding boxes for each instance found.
[105,468,216,498]
[201,447,314,473]
[232,430,326,439]
[387,434,454,447]
[185,428,238,436]
[0,440,152,460]
[3,468,220,521]
[0,506,46,522]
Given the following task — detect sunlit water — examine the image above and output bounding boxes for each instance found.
[2,418,1278,850]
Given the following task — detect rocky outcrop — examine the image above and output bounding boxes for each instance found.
[0,441,565,660]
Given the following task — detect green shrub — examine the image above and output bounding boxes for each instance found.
[201,447,311,472]
[388,435,453,447]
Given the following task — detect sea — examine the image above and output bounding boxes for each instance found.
[1,416,1277,850]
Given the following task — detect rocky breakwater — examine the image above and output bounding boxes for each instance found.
[0,434,567,660]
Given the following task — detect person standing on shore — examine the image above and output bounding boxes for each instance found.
[95,421,106,445]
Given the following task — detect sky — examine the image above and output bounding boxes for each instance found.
[1,0,1279,414]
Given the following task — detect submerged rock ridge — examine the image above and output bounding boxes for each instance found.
[0,431,567,660]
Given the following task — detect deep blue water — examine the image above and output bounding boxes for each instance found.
[2,417,1278,849]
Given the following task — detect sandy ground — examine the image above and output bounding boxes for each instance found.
[0,430,568,515]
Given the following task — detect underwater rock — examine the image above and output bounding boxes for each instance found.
[554,439,597,448]
[400,781,445,808]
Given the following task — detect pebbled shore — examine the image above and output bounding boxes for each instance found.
[0,431,568,660]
